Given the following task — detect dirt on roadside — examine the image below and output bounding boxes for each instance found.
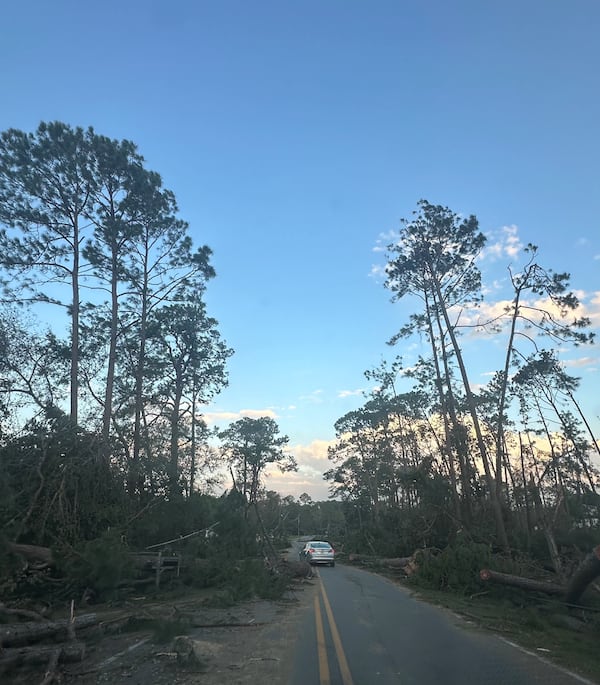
[6,580,317,685]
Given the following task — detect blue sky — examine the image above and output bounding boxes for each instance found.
[2,1,599,498]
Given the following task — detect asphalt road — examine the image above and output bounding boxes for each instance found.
[289,561,596,685]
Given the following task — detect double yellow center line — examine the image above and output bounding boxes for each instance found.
[314,575,355,685]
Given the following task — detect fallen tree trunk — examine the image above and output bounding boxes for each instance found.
[380,557,414,568]
[0,603,46,622]
[347,554,412,565]
[0,614,97,647]
[479,569,566,595]
[347,553,417,574]
[6,542,54,566]
[0,642,85,670]
[565,545,600,605]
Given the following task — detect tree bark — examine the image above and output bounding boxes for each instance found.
[479,569,565,595]
[70,215,80,424]
[0,614,97,647]
[565,545,600,605]
[6,542,54,566]
[0,642,85,670]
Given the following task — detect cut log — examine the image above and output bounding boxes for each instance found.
[565,545,600,605]
[0,614,97,647]
[6,542,54,566]
[479,569,566,595]
[0,642,85,670]
[348,550,423,576]
[380,557,414,568]
[0,603,46,622]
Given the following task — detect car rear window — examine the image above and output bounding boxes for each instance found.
[311,542,332,549]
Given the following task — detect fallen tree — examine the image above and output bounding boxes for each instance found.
[0,642,86,671]
[565,545,600,605]
[480,544,600,604]
[6,542,54,566]
[479,569,566,595]
[0,613,97,647]
[347,553,419,575]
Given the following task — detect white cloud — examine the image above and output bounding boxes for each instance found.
[481,224,523,262]
[369,263,386,281]
[447,289,600,342]
[203,408,279,424]
[263,439,336,500]
[372,229,399,253]
[563,357,599,369]
[337,388,364,398]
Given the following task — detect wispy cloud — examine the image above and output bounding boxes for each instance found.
[372,229,399,253]
[299,389,324,404]
[481,225,523,262]
[449,289,600,339]
[369,263,386,281]
[563,356,599,370]
[203,408,279,424]
[337,388,364,398]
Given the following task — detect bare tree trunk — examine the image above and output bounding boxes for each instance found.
[70,216,80,424]
[189,388,198,496]
[431,276,509,551]
[425,293,465,523]
[169,370,184,496]
[518,432,533,544]
[130,243,150,497]
[102,243,119,440]
[529,474,564,581]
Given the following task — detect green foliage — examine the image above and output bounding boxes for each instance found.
[57,530,134,597]
[219,417,296,506]
[127,494,217,550]
[0,412,128,545]
[412,540,491,594]
[181,557,287,605]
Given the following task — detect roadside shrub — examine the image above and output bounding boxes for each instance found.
[412,540,491,594]
[57,530,134,597]
[186,557,287,606]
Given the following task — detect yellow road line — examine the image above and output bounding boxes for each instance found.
[320,579,355,685]
[314,595,330,684]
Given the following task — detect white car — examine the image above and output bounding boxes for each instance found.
[300,540,335,567]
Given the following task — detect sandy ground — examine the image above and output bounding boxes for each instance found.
[4,580,317,685]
